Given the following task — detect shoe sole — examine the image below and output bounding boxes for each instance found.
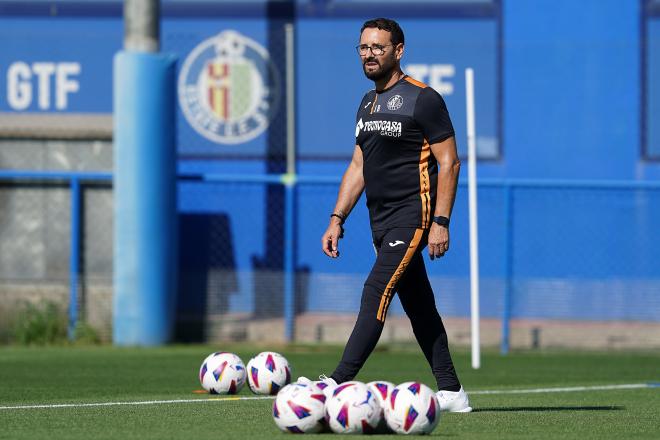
[453,406,472,413]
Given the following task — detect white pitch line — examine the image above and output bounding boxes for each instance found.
[0,395,275,411]
[0,383,657,411]
[469,383,653,395]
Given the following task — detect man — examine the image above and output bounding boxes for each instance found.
[299,17,470,413]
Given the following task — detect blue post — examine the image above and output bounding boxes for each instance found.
[283,179,295,342]
[113,52,178,346]
[501,183,513,354]
[68,177,81,340]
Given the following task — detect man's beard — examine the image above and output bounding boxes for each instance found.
[362,55,396,81]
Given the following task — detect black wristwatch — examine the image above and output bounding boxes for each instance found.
[432,215,450,227]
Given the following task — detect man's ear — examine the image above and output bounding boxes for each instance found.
[395,43,404,61]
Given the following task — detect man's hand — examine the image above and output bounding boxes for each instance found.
[428,223,449,260]
[322,221,344,258]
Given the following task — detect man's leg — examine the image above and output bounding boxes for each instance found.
[397,250,461,391]
[330,228,424,383]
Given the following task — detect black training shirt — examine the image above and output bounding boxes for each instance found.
[355,75,455,231]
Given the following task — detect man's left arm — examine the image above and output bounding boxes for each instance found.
[428,136,461,260]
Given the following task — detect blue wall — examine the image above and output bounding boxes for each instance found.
[1,0,658,323]
[2,0,657,176]
[503,0,644,180]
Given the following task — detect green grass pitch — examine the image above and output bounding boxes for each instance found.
[0,345,658,439]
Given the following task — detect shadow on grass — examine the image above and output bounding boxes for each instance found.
[473,406,624,412]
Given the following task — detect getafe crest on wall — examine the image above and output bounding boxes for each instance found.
[178,30,281,145]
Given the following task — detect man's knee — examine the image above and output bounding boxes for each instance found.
[360,282,394,323]
[358,282,380,309]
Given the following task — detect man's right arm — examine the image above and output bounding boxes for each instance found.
[322,145,364,258]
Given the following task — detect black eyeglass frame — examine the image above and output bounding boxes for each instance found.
[355,44,394,56]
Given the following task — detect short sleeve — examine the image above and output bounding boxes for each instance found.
[413,87,455,144]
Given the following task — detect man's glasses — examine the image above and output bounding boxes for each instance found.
[356,44,392,56]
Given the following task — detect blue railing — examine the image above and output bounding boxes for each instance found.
[492,179,660,353]
[2,170,659,348]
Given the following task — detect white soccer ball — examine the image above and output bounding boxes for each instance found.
[367,380,396,433]
[367,380,395,411]
[246,351,292,395]
[198,352,246,395]
[385,381,440,435]
[325,381,381,434]
[272,383,327,433]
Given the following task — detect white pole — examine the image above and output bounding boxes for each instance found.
[465,68,481,369]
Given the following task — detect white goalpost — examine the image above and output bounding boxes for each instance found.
[465,68,481,369]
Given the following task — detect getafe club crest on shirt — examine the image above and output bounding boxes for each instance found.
[387,94,403,111]
[178,30,281,144]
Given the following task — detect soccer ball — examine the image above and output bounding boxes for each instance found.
[198,352,246,394]
[272,383,327,433]
[367,380,395,433]
[325,381,381,434]
[385,381,440,435]
[246,351,292,395]
[367,380,395,410]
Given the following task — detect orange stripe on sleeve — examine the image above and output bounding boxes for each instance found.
[404,76,428,88]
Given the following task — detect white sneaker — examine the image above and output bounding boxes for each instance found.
[436,386,472,413]
[296,375,338,399]
[295,376,313,386]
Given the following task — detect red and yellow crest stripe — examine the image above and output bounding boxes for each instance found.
[208,63,229,119]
